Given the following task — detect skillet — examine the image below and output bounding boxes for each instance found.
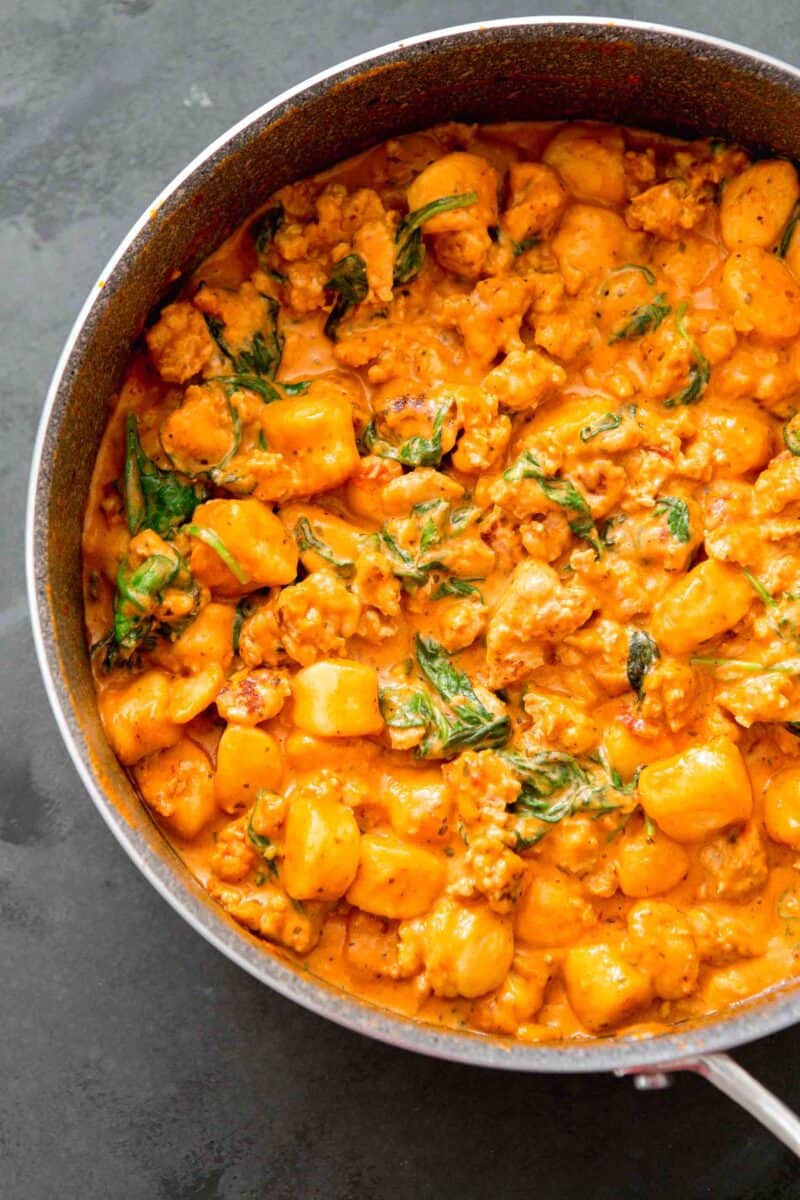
[26,17,800,1154]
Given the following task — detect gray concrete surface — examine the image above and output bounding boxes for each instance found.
[3,2,800,1197]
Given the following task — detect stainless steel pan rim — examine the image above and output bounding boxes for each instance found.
[26,15,800,1075]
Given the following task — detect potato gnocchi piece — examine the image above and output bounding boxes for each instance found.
[423,897,514,1000]
[720,160,799,250]
[563,943,653,1032]
[346,833,445,919]
[292,660,383,737]
[256,387,361,501]
[543,123,627,207]
[214,725,284,814]
[638,739,752,843]
[722,246,800,340]
[189,498,298,595]
[282,782,361,901]
[99,668,220,766]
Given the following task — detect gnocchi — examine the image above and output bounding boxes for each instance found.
[84,118,800,1042]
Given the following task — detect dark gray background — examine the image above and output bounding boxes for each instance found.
[3,2,800,1197]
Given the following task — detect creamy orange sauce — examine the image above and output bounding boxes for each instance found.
[82,120,800,1041]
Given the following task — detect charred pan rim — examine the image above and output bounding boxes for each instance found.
[26,17,800,1072]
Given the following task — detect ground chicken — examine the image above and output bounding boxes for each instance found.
[442,750,526,913]
[626,179,709,239]
[238,601,285,668]
[210,817,258,883]
[206,878,325,954]
[276,570,362,665]
[698,822,769,901]
[145,300,217,383]
[486,560,596,687]
[216,669,292,725]
[481,348,566,414]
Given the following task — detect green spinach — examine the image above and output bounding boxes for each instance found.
[627,629,660,697]
[247,801,279,877]
[664,302,710,408]
[123,413,205,536]
[777,200,800,259]
[504,450,600,555]
[215,373,282,404]
[379,529,437,591]
[654,496,690,543]
[610,293,670,343]
[783,420,800,457]
[323,254,368,340]
[512,235,541,256]
[204,293,283,379]
[393,192,478,285]
[579,411,622,442]
[113,554,179,653]
[430,577,484,601]
[363,404,447,468]
[609,263,657,286]
[184,524,250,584]
[742,568,776,608]
[294,517,356,579]
[502,749,621,840]
[250,204,284,261]
[381,635,510,758]
[500,749,588,800]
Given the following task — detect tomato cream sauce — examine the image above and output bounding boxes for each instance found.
[83,120,800,1040]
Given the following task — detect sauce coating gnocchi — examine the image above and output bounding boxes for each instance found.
[83,120,800,1042]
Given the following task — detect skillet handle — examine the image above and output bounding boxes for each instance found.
[617,1053,800,1158]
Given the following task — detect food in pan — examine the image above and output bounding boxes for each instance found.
[83,119,800,1040]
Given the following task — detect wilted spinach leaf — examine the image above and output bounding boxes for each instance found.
[783,420,800,457]
[323,254,368,340]
[512,235,541,256]
[123,413,205,536]
[742,569,776,608]
[627,629,660,697]
[185,524,250,584]
[504,450,600,556]
[502,749,619,836]
[664,303,710,408]
[247,799,279,878]
[393,191,478,285]
[379,529,437,591]
[113,554,179,653]
[204,293,284,379]
[215,373,281,404]
[430,577,484,601]
[106,547,198,666]
[381,635,510,758]
[500,749,587,800]
[580,411,622,442]
[610,293,671,343]
[777,200,800,259]
[654,496,690,543]
[250,204,284,261]
[363,405,447,468]
[609,263,657,286]
[294,517,356,579]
